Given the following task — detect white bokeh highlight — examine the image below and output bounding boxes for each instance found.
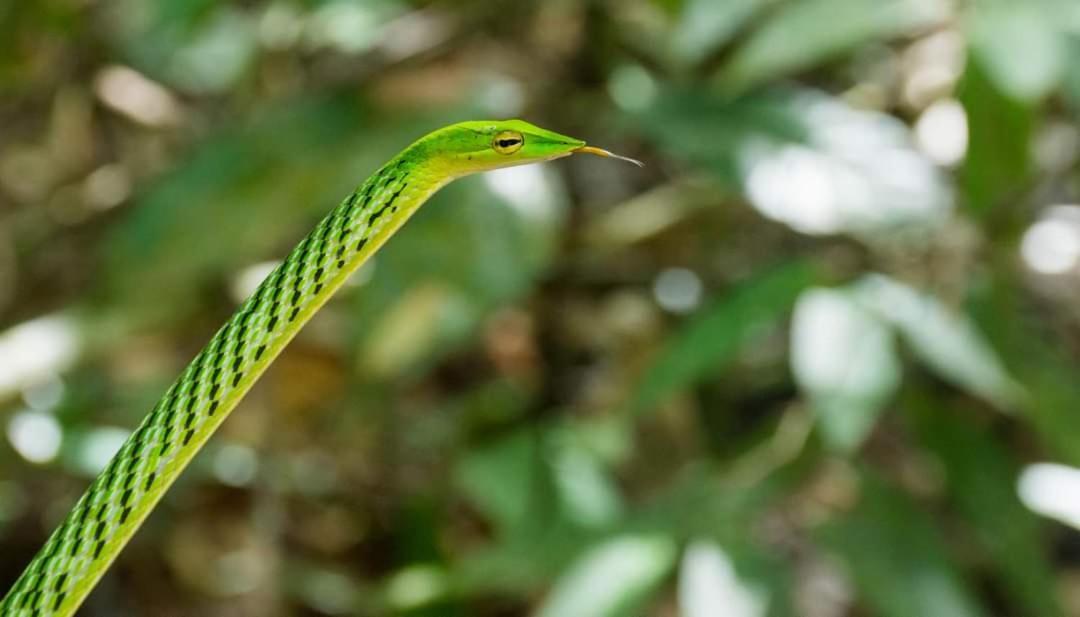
[7,411,63,464]
[1022,215,1080,275]
[915,99,968,166]
[679,541,767,617]
[653,268,704,314]
[1018,463,1080,530]
[743,94,951,236]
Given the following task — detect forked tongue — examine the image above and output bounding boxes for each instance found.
[575,145,644,168]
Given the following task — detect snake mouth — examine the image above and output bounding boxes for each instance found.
[574,145,644,167]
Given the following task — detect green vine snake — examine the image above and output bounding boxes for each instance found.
[0,120,641,616]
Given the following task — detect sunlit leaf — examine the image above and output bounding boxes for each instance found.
[741,93,951,237]
[679,540,768,617]
[967,0,1065,102]
[549,440,624,528]
[671,0,766,66]
[791,288,900,451]
[852,275,1022,410]
[533,535,677,617]
[637,88,951,237]
[717,0,946,92]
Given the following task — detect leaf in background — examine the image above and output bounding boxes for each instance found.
[549,439,625,529]
[456,420,624,535]
[908,389,1063,617]
[957,58,1033,214]
[969,272,1080,465]
[852,275,1022,410]
[741,92,952,236]
[636,87,952,237]
[1065,36,1080,113]
[630,260,817,414]
[533,534,677,617]
[633,87,808,186]
[679,540,768,617]
[671,0,766,66]
[818,473,987,617]
[455,429,547,538]
[717,0,946,93]
[967,0,1065,103]
[791,287,900,451]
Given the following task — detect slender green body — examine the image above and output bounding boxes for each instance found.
[0,120,632,616]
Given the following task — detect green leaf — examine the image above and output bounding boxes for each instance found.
[671,0,766,66]
[969,272,1080,465]
[818,473,987,617]
[630,260,818,414]
[851,275,1022,410]
[533,535,677,617]
[548,437,625,528]
[791,287,900,451]
[717,0,945,93]
[907,388,1063,617]
[455,430,547,537]
[633,87,808,186]
[636,87,951,237]
[958,58,1034,214]
[967,0,1065,102]
[679,541,769,617]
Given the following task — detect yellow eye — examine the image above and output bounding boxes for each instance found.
[492,130,524,154]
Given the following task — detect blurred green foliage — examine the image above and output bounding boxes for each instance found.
[2,0,1080,615]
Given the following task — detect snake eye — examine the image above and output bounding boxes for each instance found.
[492,130,524,154]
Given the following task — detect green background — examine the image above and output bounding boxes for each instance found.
[2,0,1080,615]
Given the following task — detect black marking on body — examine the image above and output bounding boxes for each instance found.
[70,503,91,556]
[339,184,373,243]
[367,184,407,226]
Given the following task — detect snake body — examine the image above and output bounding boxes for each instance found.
[0,120,636,616]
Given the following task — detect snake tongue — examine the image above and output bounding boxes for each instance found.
[574,145,644,168]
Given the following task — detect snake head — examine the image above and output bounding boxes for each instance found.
[419,119,641,176]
